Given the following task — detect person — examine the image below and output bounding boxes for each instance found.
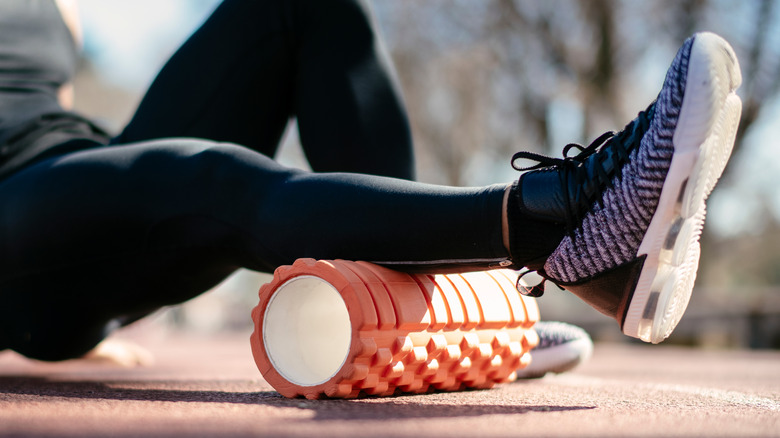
[0,0,741,362]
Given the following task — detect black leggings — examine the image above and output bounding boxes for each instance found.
[0,0,508,360]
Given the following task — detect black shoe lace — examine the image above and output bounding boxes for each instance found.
[511,103,655,237]
[516,269,548,297]
[511,103,655,297]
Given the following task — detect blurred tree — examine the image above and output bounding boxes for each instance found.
[735,0,780,154]
[379,0,779,183]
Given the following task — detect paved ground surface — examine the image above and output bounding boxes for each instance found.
[0,328,778,438]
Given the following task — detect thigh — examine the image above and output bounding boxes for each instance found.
[292,0,415,178]
[117,0,414,179]
[116,0,297,156]
[0,139,292,359]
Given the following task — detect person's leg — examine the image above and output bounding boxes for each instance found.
[0,139,506,360]
[116,0,414,179]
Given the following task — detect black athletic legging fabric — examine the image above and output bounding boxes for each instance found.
[115,0,416,178]
[0,0,508,361]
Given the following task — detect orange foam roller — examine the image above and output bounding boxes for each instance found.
[250,259,539,399]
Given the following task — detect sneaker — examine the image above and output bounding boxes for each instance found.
[515,321,593,379]
[510,32,742,344]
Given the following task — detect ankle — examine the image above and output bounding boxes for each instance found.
[504,179,566,271]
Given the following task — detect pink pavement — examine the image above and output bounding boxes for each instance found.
[0,328,778,438]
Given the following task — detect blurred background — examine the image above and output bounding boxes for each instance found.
[73,0,780,349]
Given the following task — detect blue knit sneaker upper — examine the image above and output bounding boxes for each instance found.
[542,36,692,284]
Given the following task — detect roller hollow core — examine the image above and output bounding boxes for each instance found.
[263,276,352,386]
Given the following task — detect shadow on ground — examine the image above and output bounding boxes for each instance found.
[0,376,595,420]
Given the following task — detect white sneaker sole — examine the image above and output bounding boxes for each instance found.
[623,33,742,344]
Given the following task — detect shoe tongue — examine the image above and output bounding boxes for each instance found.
[518,169,572,222]
[585,140,620,182]
[516,109,649,227]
